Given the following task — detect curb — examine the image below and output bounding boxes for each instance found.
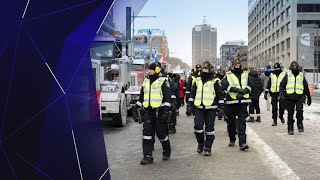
[247,125,301,180]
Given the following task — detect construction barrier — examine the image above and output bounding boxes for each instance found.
[309,83,314,96]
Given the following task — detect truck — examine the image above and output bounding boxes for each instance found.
[90,40,132,127]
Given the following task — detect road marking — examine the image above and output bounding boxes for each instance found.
[45,62,65,94]
[247,126,301,180]
[72,130,84,180]
[22,0,31,18]
[98,167,109,180]
[97,0,116,34]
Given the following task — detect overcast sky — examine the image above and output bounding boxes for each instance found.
[135,0,248,66]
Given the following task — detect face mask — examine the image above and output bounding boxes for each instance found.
[292,68,299,75]
[265,71,271,76]
[233,66,242,74]
[201,72,211,79]
[149,73,158,80]
[274,70,282,75]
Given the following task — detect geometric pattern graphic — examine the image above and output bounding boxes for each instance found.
[0,0,114,179]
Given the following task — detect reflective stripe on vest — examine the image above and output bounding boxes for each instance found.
[226,72,249,99]
[192,76,196,86]
[194,77,216,107]
[286,72,304,94]
[270,72,285,93]
[143,77,165,108]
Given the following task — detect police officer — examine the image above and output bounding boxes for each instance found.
[136,62,172,164]
[216,69,226,120]
[262,65,272,111]
[266,63,286,126]
[185,64,202,116]
[221,59,253,150]
[167,72,180,134]
[279,61,311,135]
[188,61,224,156]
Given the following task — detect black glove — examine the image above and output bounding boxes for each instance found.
[264,92,268,100]
[218,104,224,116]
[280,95,285,101]
[171,100,176,111]
[236,93,243,100]
[307,96,312,106]
[187,103,193,114]
[237,88,248,95]
[161,111,169,123]
[229,87,239,93]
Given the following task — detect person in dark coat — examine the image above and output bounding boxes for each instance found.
[247,67,263,122]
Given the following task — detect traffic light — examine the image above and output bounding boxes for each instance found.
[115,42,122,58]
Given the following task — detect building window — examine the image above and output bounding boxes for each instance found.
[281,12,285,21]
[276,16,280,25]
[286,38,290,49]
[286,6,291,16]
[272,20,275,28]
[280,0,284,7]
[272,33,275,41]
[276,44,280,54]
[281,26,285,35]
[276,30,280,39]
[281,41,285,51]
[297,4,320,12]
[272,46,275,56]
[286,22,291,32]
[276,3,280,12]
[268,36,271,43]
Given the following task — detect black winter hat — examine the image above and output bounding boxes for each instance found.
[274,63,281,70]
[148,62,160,71]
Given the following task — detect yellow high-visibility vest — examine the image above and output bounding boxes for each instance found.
[226,71,249,99]
[143,77,165,108]
[286,72,304,94]
[192,76,196,86]
[194,77,216,106]
[270,72,286,93]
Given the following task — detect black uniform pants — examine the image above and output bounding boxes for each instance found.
[169,107,177,130]
[271,94,285,121]
[143,110,171,156]
[286,99,304,131]
[249,99,260,116]
[194,108,216,150]
[226,104,248,145]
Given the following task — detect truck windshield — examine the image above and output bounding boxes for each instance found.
[130,64,144,71]
[90,42,114,59]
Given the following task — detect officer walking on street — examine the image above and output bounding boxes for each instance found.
[136,62,172,165]
[261,65,272,111]
[266,63,286,126]
[188,61,224,156]
[222,59,253,150]
[279,61,311,135]
[185,64,202,116]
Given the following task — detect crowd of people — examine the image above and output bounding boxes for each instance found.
[135,58,312,165]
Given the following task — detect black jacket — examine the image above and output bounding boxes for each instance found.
[189,74,224,108]
[185,72,199,101]
[279,72,310,100]
[221,69,254,104]
[249,71,263,100]
[137,74,171,111]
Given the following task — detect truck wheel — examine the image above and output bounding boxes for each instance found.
[113,93,127,127]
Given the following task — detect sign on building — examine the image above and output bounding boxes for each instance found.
[298,24,318,70]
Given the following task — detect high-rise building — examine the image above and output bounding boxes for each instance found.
[192,18,217,67]
[248,0,320,70]
[220,41,246,69]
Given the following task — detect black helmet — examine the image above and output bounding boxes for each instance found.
[194,64,201,72]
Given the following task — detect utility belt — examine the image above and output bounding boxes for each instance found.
[145,108,163,118]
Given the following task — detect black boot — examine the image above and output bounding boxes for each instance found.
[228,141,235,147]
[272,119,277,126]
[239,144,249,151]
[298,124,304,132]
[280,116,285,124]
[256,116,261,122]
[197,144,204,153]
[140,155,153,165]
[204,147,211,156]
[247,117,255,123]
[162,148,171,161]
[288,130,294,135]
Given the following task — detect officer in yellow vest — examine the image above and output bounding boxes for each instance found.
[221,59,253,150]
[185,64,201,116]
[188,61,224,156]
[279,61,311,135]
[266,63,286,126]
[136,62,172,165]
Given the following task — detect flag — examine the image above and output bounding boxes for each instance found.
[153,49,158,62]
